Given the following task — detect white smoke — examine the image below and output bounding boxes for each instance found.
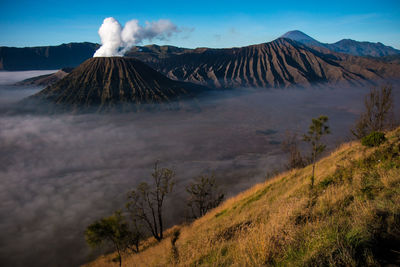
[93,17,179,57]
[94,18,122,57]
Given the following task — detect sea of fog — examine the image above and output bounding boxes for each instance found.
[0,71,398,267]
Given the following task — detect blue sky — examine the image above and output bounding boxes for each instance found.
[0,0,399,49]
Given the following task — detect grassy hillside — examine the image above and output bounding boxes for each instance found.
[86,127,400,266]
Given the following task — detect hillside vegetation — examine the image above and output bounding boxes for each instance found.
[86,127,400,266]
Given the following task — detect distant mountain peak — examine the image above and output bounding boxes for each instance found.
[281,30,320,45]
[281,31,400,57]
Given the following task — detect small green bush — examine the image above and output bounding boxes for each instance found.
[319,176,334,189]
[361,132,386,147]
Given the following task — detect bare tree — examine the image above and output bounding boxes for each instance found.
[126,214,142,253]
[186,175,224,219]
[126,162,175,241]
[281,131,306,169]
[304,116,330,189]
[352,85,394,139]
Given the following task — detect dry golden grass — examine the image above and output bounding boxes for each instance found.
[85,128,400,267]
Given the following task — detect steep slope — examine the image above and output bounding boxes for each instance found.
[0,42,99,70]
[281,30,400,57]
[143,38,400,88]
[381,54,400,64]
[31,57,208,112]
[15,68,73,86]
[87,127,400,266]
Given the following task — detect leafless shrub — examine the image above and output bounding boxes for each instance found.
[126,161,175,241]
[352,85,395,139]
[281,131,307,170]
[186,175,224,219]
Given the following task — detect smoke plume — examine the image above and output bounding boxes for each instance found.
[94,17,179,57]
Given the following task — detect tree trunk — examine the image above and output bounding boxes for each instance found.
[311,145,316,188]
[311,160,315,188]
[158,204,163,240]
[147,195,159,240]
[115,245,122,267]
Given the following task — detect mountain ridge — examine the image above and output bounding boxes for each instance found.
[0,42,100,70]
[132,38,400,89]
[281,30,400,57]
[2,31,400,71]
[11,37,400,89]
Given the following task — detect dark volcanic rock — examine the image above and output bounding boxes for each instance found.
[380,54,400,64]
[143,38,400,88]
[31,57,209,112]
[125,44,190,63]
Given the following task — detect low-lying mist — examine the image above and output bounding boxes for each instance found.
[0,70,56,107]
[0,72,398,266]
